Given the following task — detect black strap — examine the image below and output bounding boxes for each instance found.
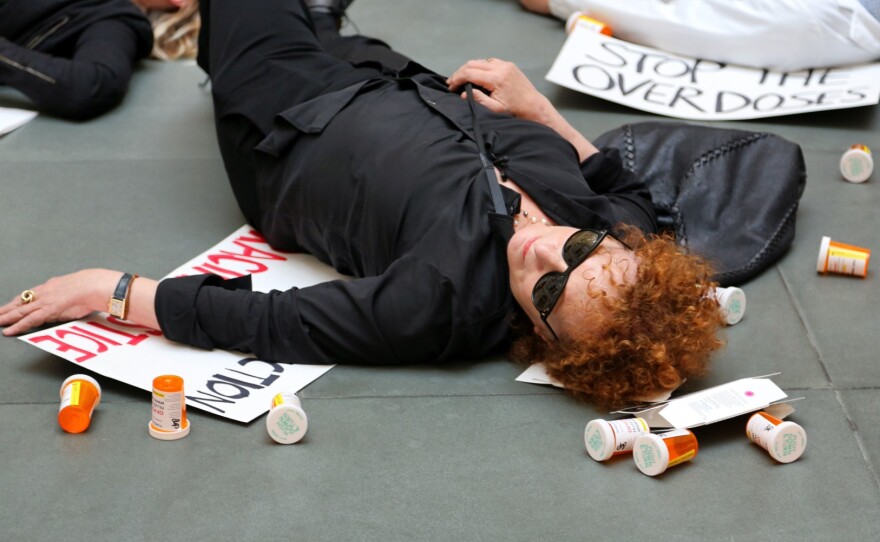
[113,273,135,300]
[465,84,508,215]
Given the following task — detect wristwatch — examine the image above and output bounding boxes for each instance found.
[108,273,138,320]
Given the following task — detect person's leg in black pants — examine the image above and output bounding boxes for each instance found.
[310,11,426,76]
[196,0,377,226]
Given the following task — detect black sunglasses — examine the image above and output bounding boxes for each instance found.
[531,229,609,341]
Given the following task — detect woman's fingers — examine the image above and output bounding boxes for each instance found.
[447,58,547,120]
[0,271,101,336]
[462,88,507,114]
[447,58,505,91]
[0,290,45,335]
[1,305,46,336]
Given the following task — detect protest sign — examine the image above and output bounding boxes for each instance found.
[21,226,348,423]
[546,26,880,121]
[0,107,37,136]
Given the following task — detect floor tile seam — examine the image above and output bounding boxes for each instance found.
[10,384,880,406]
[834,388,880,492]
[774,384,862,391]
[775,266,833,384]
[0,156,219,166]
[290,392,561,401]
[777,266,880,491]
[0,392,560,406]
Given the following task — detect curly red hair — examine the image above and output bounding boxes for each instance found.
[509,225,726,409]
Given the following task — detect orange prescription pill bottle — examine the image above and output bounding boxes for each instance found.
[266,392,309,444]
[817,236,870,278]
[746,411,807,464]
[633,429,699,476]
[149,375,190,440]
[584,417,650,461]
[565,11,613,36]
[58,374,102,433]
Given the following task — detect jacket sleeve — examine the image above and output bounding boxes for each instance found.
[0,18,147,120]
[154,256,458,366]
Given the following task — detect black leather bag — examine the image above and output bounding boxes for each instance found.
[594,122,807,286]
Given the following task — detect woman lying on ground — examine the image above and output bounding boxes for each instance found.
[0,0,725,408]
[0,0,153,119]
[0,0,199,120]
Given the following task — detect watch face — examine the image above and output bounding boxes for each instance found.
[109,298,125,317]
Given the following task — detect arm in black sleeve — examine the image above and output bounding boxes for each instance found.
[0,18,145,120]
[155,257,458,366]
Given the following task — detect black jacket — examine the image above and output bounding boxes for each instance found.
[154,0,656,367]
[0,0,153,119]
[155,75,656,366]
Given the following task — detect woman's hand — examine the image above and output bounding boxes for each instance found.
[0,269,122,336]
[446,58,553,124]
[519,0,551,14]
[447,58,599,162]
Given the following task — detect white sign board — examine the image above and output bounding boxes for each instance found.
[546,26,880,120]
[0,106,37,136]
[21,226,348,423]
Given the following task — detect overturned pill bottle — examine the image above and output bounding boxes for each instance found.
[565,11,613,36]
[584,417,650,461]
[633,429,699,476]
[149,374,190,441]
[710,286,746,326]
[817,236,871,278]
[839,144,873,183]
[58,374,102,434]
[266,392,309,444]
[746,411,807,464]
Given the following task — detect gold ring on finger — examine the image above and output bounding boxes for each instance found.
[21,289,35,304]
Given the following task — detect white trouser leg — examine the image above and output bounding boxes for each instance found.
[548,0,880,70]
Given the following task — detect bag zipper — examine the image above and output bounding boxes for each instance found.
[25,16,70,49]
[0,53,57,84]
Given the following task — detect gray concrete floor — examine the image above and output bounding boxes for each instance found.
[1,1,879,540]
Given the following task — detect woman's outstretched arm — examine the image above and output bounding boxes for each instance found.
[0,269,159,336]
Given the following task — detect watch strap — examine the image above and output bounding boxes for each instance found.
[108,273,138,319]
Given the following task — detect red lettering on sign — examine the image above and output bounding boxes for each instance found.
[181,230,292,278]
[88,319,159,346]
[57,330,111,354]
[27,335,96,363]
[69,326,123,346]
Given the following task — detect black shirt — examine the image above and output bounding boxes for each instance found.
[155,73,656,366]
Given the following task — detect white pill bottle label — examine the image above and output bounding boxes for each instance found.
[152,388,185,431]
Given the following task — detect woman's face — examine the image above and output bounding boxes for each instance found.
[507,225,638,342]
